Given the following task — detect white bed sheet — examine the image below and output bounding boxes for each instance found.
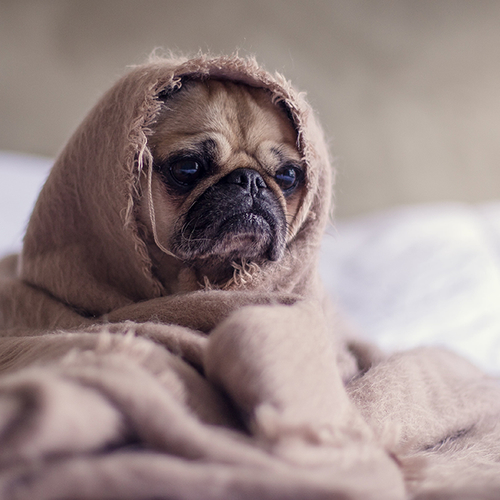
[0,151,53,254]
[321,203,500,375]
[1,151,500,374]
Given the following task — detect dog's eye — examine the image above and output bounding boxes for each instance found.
[169,158,204,187]
[275,165,302,193]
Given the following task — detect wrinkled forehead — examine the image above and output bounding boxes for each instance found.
[149,79,300,161]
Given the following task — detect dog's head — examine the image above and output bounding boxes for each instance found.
[20,56,332,317]
[139,79,305,287]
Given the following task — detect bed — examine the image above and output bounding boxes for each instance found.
[2,150,499,376]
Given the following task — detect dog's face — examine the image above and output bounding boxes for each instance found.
[140,79,305,289]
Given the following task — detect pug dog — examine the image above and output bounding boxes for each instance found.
[138,79,306,292]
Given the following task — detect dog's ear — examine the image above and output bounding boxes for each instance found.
[157,87,174,101]
[157,77,194,101]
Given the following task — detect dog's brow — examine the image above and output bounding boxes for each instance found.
[171,138,218,161]
[269,145,302,166]
[270,147,285,163]
[199,138,218,159]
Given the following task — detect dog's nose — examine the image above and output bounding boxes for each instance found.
[224,168,267,194]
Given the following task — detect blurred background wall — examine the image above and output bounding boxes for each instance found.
[1,0,499,218]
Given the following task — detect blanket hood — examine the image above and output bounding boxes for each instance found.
[19,55,333,316]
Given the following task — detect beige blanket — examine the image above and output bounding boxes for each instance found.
[1,54,500,499]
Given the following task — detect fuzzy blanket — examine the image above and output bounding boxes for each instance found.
[1,55,500,500]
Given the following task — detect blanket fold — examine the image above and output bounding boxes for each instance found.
[0,53,499,499]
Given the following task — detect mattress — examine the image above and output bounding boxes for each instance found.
[2,151,499,374]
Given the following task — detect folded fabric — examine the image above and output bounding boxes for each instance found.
[1,54,500,499]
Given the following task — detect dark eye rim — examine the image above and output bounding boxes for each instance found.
[155,154,208,193]
[275,164,304,194]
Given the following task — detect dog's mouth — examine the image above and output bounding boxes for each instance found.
[219,211,270,238]
[174,208,280,262]
[223,212,266,227]
[208,211,273,258]
[170,189,287,270]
